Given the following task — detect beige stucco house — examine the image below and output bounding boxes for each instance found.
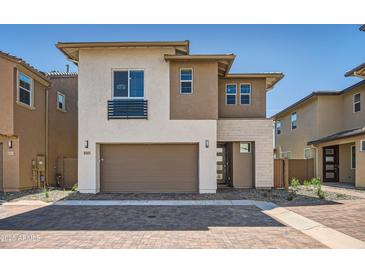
[57,40,283,193]
[273,77,365,187]
[0,51,78,192]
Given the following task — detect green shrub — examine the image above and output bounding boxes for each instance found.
[290,178,301,189]
[317,187,325,199]
[311,177,321,186]
[71,184,78,192]
[43,187,49,198]
[303,180,311,188]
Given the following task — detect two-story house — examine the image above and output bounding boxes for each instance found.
[0,51,78,192]
[56,40,283,193]
[273,79,365,188]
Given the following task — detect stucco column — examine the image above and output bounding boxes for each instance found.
[356,140,365,188]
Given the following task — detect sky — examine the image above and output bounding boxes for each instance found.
[0,24,364,117]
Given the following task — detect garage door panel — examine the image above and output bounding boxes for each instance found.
[100,144,198,192]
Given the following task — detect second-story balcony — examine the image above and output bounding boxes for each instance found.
[107,99,148,119]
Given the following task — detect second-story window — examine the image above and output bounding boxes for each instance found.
[276,120,282,135]
[291,112,297,130]
[18,72,33,106]
[180,68,193,94]
[226,84,237,105]
[57,92,66,112]
[240,84,251,105]
[354,93,361,112]
[113,70,144,99]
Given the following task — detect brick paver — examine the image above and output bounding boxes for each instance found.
[287,199,365,242]
[0,204,324,248]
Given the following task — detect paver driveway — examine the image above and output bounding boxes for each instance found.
[0,204,325,248]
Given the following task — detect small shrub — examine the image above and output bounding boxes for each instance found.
[290,178,301,189]
[317,187,325,199]
[43,187,49,198]
[71,184,78,192]
[310,177,321,186]
[303,180,311,188]
[287,194,294,201]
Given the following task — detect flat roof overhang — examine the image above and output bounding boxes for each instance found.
[308,127,365,146]
[56,41,190,63]
[164,54,236,77]
[345,62,365,78]
[225,73,284,90]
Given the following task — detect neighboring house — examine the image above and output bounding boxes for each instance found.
[46,72,78,188]
[272,79,365,187]
[0,51,78,192]
[56,40,283,193]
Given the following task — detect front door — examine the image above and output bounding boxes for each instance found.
[217,144,227,184]
[323,145,339,182]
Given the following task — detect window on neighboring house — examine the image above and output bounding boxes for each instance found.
[240,142,251,153]
[304,148,314,159]
[280,151,292,159]
[18,72,33,106]
[351,145,356,169]
[354,93,361,113]
[226,84,237,105]
[57,92,66,112]
[240,84,251,105]
[113,70,144,98]
[291,112,297,130]
[276,120,282,135]
[180,68,193,94]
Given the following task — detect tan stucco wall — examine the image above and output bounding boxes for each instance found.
[218,78,267,118]
[339,142,355,183]
[342,85,365,130]
[356,138,365,188]
[47,75,78,186]
[169,61,218,120]
[0,57,15,135]
[275,98,318,159]
[13,69,47,190]
[0,137,20,191]
[316,95,344,137]
[231,142,254,188]
[218,119,273,188]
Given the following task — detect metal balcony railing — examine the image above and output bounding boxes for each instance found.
[107,99,148,119]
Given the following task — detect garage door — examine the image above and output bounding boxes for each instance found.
[100,144,198,192]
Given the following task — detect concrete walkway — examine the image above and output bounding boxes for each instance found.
[322,184,365,199]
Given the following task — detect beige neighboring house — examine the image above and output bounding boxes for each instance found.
[273,78,365,187]
[0,51,78,192]
[56,40,283,193]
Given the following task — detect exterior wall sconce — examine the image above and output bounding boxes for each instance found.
[84,140,89,149]
[205,139,209,148]
[8,140,13,149]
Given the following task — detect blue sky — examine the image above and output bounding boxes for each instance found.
[0,24,364,117]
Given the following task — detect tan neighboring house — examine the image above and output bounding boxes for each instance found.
[56,40,283,193]
[273,78,365,187]
[0,51,78,192]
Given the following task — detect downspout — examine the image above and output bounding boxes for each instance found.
[45,85,49,185]
[311,144,319,178]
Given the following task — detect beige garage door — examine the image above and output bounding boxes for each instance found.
[100,144,198,193]
[0,143,3,191]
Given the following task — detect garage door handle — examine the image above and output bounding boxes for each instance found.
[100,158,104,163]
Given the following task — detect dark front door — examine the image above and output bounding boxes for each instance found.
[323,145,339,182]
[217,144,227,184]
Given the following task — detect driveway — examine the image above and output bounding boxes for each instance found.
[0,204,325,248]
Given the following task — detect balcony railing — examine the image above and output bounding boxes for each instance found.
[107,99,148,119]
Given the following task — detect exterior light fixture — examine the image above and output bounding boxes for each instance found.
[8,140,13,149]
[84,140,89,149]
[205,139,209,148]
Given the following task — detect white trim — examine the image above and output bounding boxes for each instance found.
[179,67,193,94]
[353,92,361,113]
[17,71,34,107]
[351,145,356,169]
[225,83,237,105]
[239,83,252,105]
[291,111,297,130]
[360,140,365,152]
[57,91,66,112]
[112,69,145,99]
